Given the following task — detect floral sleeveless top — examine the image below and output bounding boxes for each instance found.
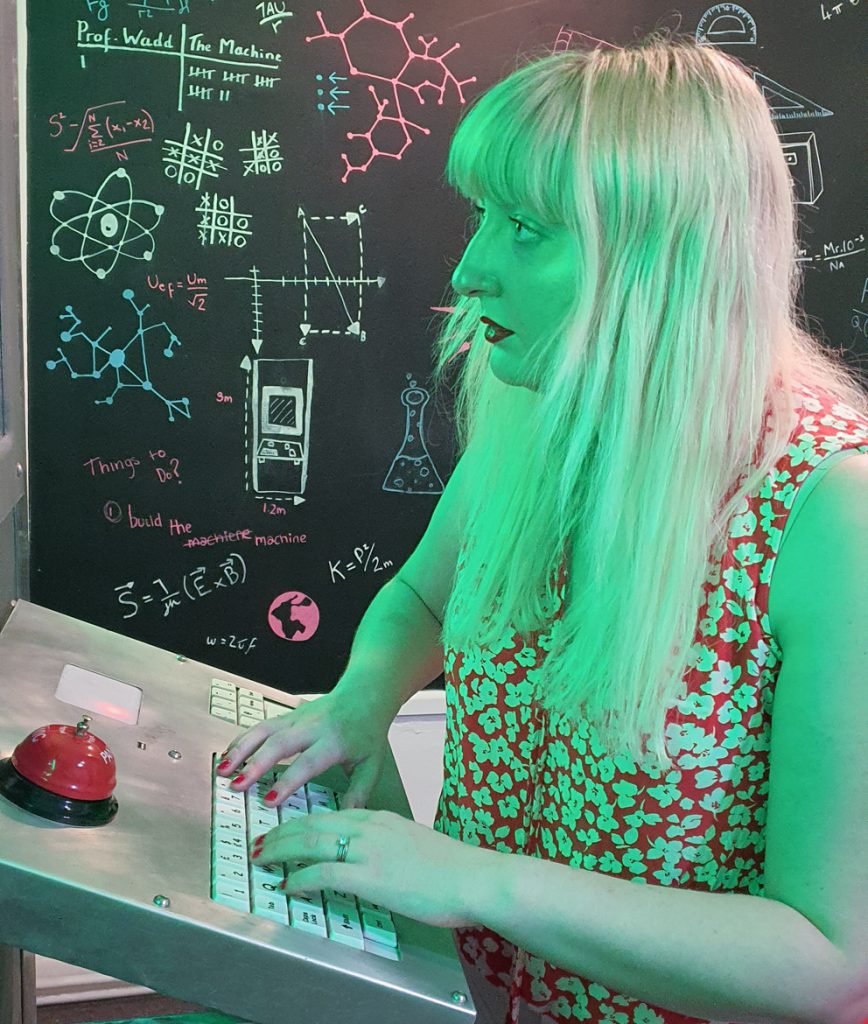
[432,383,868,1024]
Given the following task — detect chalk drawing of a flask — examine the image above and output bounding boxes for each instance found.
[383,383,444,494]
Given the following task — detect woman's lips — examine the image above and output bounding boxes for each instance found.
[480,317,515,343]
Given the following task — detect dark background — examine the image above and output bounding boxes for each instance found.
[26,0,867,697]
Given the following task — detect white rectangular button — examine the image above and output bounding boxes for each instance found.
[214,862,249,888]
[253,891,289,925]
[213,891,249,914]
[210,695,237,713]
[289,897,328,939]
[210,706,237,724]
[360,908,398,947]
[363,936,401,961]
[214,847,248,873]
[327,903,364,950]
[214,879,249,910]
[215,802,245,825]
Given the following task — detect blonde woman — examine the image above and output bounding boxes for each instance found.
[219,33,868,1024]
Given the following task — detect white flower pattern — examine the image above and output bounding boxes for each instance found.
[433,384,868,1023]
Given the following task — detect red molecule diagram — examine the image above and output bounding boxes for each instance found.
[306,0,476,182]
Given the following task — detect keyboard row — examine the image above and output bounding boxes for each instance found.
[209,677,291,728]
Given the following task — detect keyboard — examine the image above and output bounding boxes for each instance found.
[211,755,401,961]
[209,677,291,726]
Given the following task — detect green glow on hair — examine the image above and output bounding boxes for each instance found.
[431,32,868,766]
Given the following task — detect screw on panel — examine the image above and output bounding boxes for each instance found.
[153,895,171,908]
[168,750,182,760]
[450,992,468,1004]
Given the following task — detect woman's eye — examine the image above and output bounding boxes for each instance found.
[510,218,538,240]
[467,205,538,241]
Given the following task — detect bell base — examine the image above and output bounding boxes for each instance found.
[0,758,118,827]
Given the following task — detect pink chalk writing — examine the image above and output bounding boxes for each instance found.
[49,100,155,162]
[84,455,141,479]
[147,272,208,311]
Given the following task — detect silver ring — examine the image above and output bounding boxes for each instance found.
[336,834,350,863]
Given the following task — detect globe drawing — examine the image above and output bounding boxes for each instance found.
[267,591,320,641]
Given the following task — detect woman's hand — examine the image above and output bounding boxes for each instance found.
[215,683,396,810]
[252,807,497,930]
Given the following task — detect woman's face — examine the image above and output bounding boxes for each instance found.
[451,195,578,390]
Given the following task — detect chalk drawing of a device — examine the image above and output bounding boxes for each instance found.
[249,358,312,497]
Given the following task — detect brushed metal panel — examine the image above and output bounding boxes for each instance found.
[0,601,475,1024]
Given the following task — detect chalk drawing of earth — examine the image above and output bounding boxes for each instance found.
[267,591,320,641]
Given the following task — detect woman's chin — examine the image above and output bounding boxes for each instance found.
[488,350,538,391]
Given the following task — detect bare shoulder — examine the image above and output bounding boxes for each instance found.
[768,451,868,649]
[763,451,868,960]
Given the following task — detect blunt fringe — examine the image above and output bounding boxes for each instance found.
[430,32,868,767]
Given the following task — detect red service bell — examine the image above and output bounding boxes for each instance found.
[0,715,118,826]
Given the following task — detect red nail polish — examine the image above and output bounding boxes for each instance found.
[251,848,261,860]
[253,834,265,847]
[231,773,246,786]
[264,789,278,802]
[278,879,287,890]
[216,759,230,771]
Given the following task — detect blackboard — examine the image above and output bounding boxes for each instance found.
[26,0,867,697]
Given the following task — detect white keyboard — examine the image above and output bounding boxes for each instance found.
[210,756,402,961]
[209,677,291,727]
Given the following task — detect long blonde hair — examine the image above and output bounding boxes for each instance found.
[431,33,868,766]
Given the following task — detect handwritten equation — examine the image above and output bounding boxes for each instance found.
[328,542,393,583]
[83,0,212,18]
[114,553,247,618]
[49,101,155,162]
[257,2,293,34]
[147,272,208,310]
[797,233,865,272]
[206,634,259,654]
[819,0,861,20]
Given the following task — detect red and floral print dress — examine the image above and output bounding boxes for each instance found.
[432,382,868,1024]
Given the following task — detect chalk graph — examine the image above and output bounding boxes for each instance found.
[227,204,384,364]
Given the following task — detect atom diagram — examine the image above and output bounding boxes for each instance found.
[49,167,165,279]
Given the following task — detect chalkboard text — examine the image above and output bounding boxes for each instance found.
[206,635,259,654]
[183,529,253,548]
[84,455,140,479]
[181,529,309,548]
[127,504,162,529]
[329,543,394,582]
[114,552,247,619]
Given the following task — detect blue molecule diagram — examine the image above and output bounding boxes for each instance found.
[47,289,191,422]
[49,167,165,279]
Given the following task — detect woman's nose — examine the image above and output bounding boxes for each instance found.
[451,264,501,298]
[451,240,501,298]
